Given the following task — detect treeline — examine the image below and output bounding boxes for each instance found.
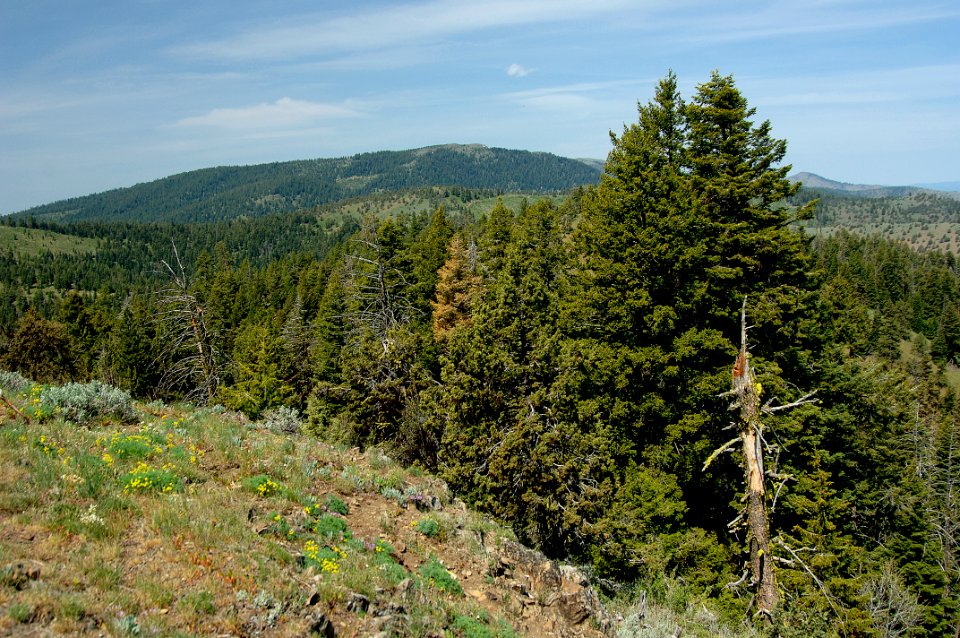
[0,187,525,331]
[3,72,960,635]
[0,211,359,331]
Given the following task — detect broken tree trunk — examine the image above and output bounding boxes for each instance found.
[730,298,778,617]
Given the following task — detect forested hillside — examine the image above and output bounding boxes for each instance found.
[7,145,599,224]
[790,176,960,253]
[3,72,960,636]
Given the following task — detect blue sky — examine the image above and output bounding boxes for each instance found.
[1,0,958,213]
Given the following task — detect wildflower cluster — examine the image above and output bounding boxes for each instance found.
[357,537,406,584]
[34,434,65,457]
[159,415,186,429]
[303,503,325,518]
[98,430,167,461]
[26,385,54,420]
[122,461,181,494]
[242,474,284,497]
[79,504,105,526]
[267,513,297,540]
[188,442,205,465]
[303,539,345,574]
[304,494,349,517]
[257,479,280,497]
[378,484,433,509]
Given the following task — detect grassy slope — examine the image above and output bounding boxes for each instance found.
[0,226,99,257]
[793,188,960,254]
[0,384,613,638]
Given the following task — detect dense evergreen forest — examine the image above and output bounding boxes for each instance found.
[4,71,960,636]
[7,144,600,224]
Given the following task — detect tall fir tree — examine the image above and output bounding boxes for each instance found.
[440,200,610,556]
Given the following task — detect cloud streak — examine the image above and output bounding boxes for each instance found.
[666,1,960,46]
[173,0,633,61]
[174,98,360,130]
[752,64,960,108]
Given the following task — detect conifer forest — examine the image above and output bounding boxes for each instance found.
[5,71,960,636]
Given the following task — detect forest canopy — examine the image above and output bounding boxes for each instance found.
[2,71,960,636]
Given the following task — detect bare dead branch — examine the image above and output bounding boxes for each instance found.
[775,537,843,622]
[703,436,741,471]
[1,391,31,424]
[762,391,819,414]
[725,570,750,589]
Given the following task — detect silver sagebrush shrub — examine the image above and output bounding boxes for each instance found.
[0,369,33,394]
[40,380,137,423]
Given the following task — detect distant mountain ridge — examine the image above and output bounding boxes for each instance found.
[790,171,960,200]
[913,181,960,193]
[9,144,602,224]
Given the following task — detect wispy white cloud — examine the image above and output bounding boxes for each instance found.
[751,64,960,108]
[499,79,645,119]
[506,63,532,78]
[172,0,634,61]
[503,79,642,103]
[173,97,360,130]
[667,1,960,46]
[504,79,642,99]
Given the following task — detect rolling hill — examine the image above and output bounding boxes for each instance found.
[789,172,960,253]
[790,171,960,200]
[8,145,601,225]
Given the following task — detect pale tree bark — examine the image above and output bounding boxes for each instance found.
[157,244,220,403]
[729,299,778,617]
[343,217,417,349]
[709,297,817,619]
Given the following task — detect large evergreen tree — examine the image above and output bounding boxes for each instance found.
[561,71,819,589]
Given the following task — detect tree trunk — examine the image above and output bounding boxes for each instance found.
[731,300,778,617]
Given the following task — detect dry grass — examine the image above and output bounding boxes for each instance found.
[0,385,546,637]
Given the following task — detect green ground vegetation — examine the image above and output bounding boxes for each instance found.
[0,226,99,257]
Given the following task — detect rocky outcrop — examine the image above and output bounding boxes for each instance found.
[483,539,614,638]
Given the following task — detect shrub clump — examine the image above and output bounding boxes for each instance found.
[414,517,442,538]
[312,514,351,541]
[419,556,462,595]
[40,380,137,423]
[323,494,349,515]
[259,405,302,434]
[0,368,33,394]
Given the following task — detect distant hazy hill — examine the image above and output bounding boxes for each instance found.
[790,171,960,200]
[10,144,602,224]
[914,181,960,193]
[789,172,960,254]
